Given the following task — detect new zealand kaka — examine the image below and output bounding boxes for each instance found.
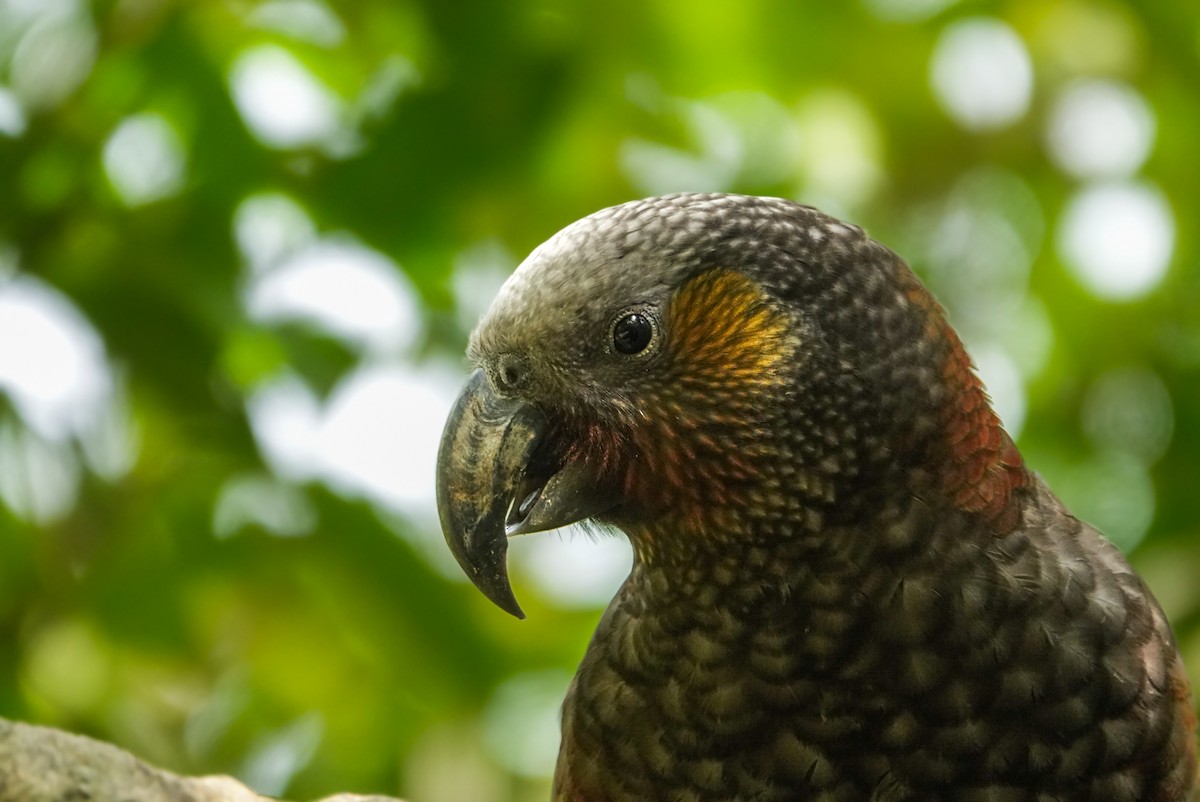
[435,193,1197,801]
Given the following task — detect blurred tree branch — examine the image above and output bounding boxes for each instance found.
[0,718,404,802]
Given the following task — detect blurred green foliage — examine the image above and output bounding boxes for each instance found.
[0,0,1198,799]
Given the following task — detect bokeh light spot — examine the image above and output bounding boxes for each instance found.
[229,45,343,150]
[620,93,744,195]
[102,113,187,206]
[234,193,317,273]
[1082,366,1173,465]
[247,0,346,48]
[930,18,1032,131]
[244,238,421,354]
[482,670,571,778]
[316,362,458,517]
[511,528,633,609]
[9,3,97,110]
[0,420,80,524]
[213,474,317,539]
[239,712,324,797]
[0,275,112,441]
[1057,181,1174,300]
[406,724,506,802]
[246,362,462,524]
[1002,295,1055,381]
[20,618,111,713]
[0,87,27,136]
[1031,0,1141,76]
[917,168,1042,344]
[1046,80,1155,179]
[245,374,321,485]
[795,89,882,209]
[709,92,802,189]
[184,671,250,761]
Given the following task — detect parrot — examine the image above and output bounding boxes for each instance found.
[435,193,1197,801]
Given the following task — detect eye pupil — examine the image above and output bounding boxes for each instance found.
[613,313,653,355]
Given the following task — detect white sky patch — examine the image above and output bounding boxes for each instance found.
[213,473,317,539]
[510,527,633,609]
[229,45,343,150]
[75,377,138,482]
[482,670,572,778]
[709,92,802,189]
[0,87,27,136]
[0,274,136,525]
[7,0,94,111]
[244,238,421,355]
[620,100,742,195]
[239,712,323,798]
[316,362,460,516]
[0,276,137,523]
[930,18,1033,131]
[451,240,514,333]
[622,91,812,197]
[0,420,80,524]
[102,113,187,206]
[245,374,322,484]
[8,2,96,111]
[620,139,735,196]
[234,192,317,274]
[246,0,346,48]
[246,361,462,524]
[0,276,112,442]
[1057,181,1174,301]
[1046,80,1155,179]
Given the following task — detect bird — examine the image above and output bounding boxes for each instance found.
[435,193,1197,801]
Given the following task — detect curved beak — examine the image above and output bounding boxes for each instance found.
[435,370,614,618]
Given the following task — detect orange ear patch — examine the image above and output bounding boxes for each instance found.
[599,269,793,531]
[667,269,792,387]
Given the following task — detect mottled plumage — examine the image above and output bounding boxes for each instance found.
[436,194,1197,801]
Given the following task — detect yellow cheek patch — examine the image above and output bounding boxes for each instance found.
[667,269,792,384]
[597,269,793,527]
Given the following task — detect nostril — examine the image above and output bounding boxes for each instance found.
[494,355,528,393]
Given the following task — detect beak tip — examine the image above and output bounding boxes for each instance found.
[453,526,527,619]
[444,531,529,619]
[478,573,527,620]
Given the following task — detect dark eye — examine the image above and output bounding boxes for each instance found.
[612,312,654,355]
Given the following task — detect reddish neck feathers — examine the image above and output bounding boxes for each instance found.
[906,280,1030,533]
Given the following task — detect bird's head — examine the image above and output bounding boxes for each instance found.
[436,194,1026,617]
